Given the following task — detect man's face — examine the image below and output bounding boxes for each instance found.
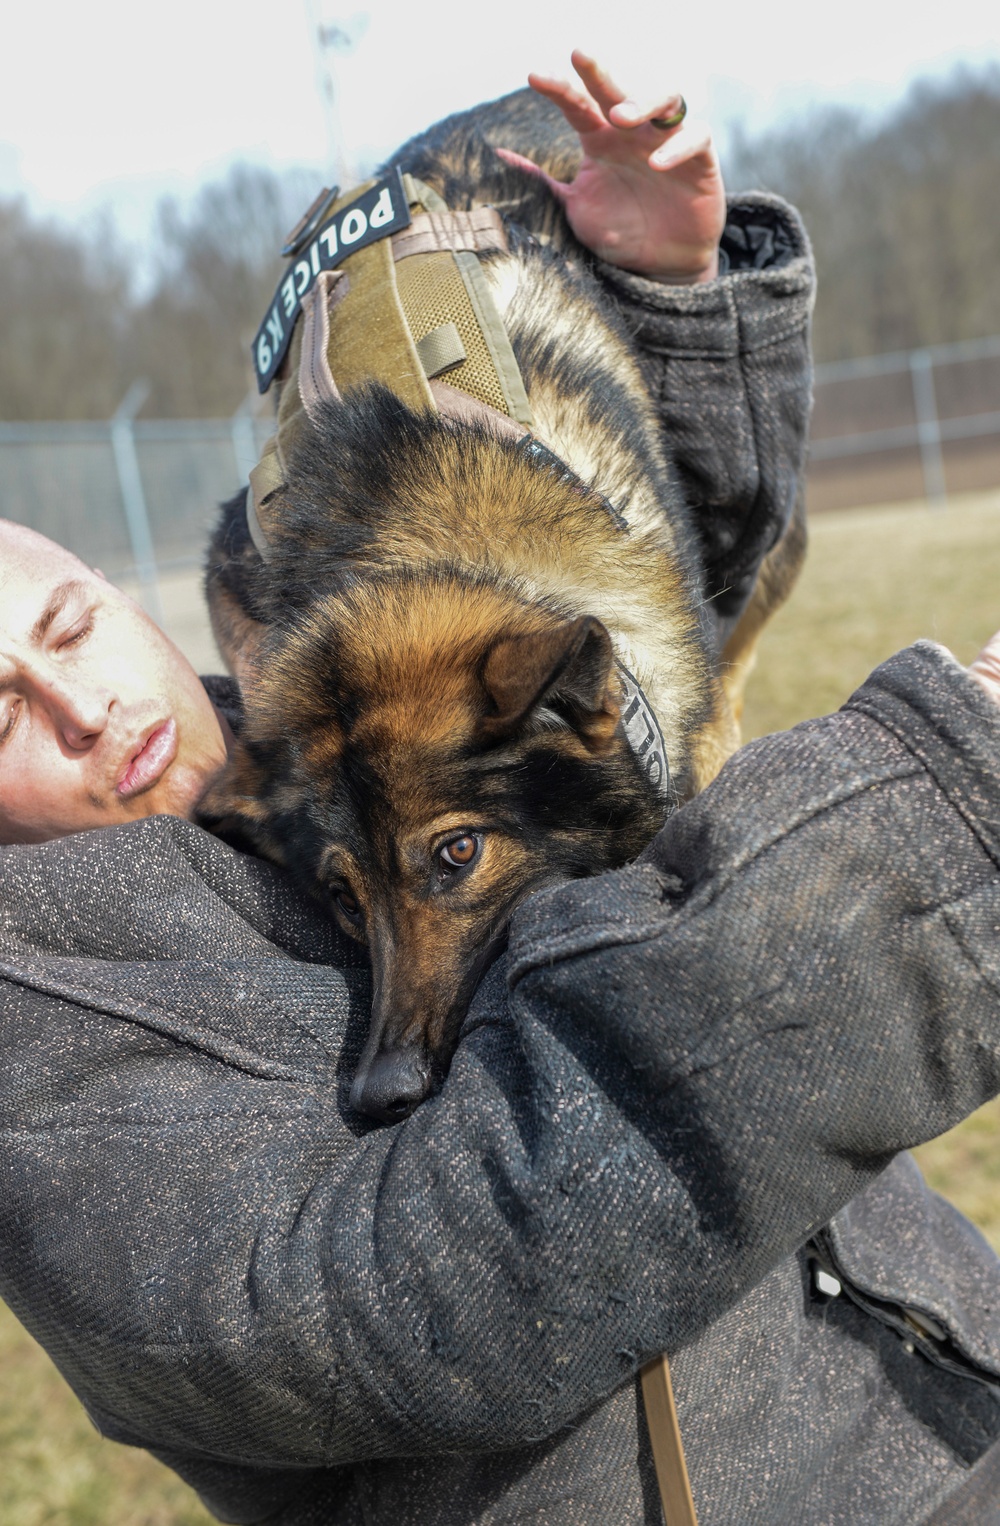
[0,520,229,843]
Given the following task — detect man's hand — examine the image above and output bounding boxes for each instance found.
[496,50,725,284]
[969,630,1000,707]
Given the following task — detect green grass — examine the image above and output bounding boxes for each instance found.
[2,490,999,1521]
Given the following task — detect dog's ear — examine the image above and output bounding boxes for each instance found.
[481,615,620,749]
[195,741,288,864]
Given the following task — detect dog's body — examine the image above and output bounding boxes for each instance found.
[202,89,803,1120]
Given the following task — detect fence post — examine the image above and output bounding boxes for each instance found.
[909,349,948,510]
[230,391,260,486]
[111,380,165,624]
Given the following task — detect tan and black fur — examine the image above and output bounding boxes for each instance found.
[201,89,804,1120]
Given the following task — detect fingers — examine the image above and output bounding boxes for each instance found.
[569,49,626,116]
[968,632,1000,707]
[530,53,692,150]
[527,71,607,136]
[647,120,715,171]
[494,146,568,203]
[609,92,687,136]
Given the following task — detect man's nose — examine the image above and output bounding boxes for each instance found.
[45,675,113,749]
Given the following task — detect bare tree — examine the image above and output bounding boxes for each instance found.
[127,163,321,416]
[0,163,319,420]
[0,201,130,418]
[725,65,1000,361]
[3,68,999,417]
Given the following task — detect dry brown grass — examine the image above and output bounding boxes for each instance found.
[0,1302,212,1524]
[742,487,1000,1260]
[742,489,1000,738]
[2,490,999,1521]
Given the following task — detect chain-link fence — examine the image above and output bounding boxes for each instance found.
[0,405,271,629]
[809,335,1000,513]
[3,334,1000,622]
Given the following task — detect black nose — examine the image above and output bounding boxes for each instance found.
[351,1049,432,1123]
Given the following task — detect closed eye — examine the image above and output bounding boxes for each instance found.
[56,613,95,650]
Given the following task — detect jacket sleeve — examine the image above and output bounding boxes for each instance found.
[1,644,999,1478]
[594,193,815,643]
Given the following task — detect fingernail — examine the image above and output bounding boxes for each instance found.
[616,100,642,121]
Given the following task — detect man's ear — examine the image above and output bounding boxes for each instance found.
[195,741,288,863]
[480,615,620,750]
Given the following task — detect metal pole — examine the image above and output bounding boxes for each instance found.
[110,380,164,625]
[303,1,367,186]
[909,349,948,510]
[231,391,260,486]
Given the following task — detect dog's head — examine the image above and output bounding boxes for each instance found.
[198,568,664,1121]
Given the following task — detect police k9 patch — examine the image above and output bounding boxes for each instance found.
[252,169,411,392]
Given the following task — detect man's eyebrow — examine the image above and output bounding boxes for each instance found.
[30,579,89,644]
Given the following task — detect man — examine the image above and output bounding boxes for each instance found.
[0,517,231,841]
[2,53,1000,1525]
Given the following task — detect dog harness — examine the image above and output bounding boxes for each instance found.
[247,169,531,542]
[246,173,671,805]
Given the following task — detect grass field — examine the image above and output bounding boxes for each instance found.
[740,488,1000,1256]
[1,490,999,1523]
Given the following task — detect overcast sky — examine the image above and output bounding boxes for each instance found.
[2,0,998,247]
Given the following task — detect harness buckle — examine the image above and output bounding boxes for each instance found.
[281,186,341,258]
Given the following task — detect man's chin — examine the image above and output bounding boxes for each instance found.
[167,755,231,824]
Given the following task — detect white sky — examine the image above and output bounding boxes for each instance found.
[2,0,998,247]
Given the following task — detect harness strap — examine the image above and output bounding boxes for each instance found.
[415,322,466,379]
[392,206,507,260]
[244,183,693,1521]
[428,379,528,440]
[299,270,346,424]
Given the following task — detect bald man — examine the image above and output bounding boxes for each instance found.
[0,518,231,842]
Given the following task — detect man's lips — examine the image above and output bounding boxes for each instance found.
[116,718,178,800]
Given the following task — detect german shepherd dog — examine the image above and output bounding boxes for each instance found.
[201,88,804,1122]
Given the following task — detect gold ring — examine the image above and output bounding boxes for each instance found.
[649,98,687,131]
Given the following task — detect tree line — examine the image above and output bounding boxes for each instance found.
[725,64,1000,363]
[0,166,314,420]
[3,65,999,419]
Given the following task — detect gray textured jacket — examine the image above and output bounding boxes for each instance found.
[2,205,1000,1525]
[596,190,813,647]
[2,646,1000,1524]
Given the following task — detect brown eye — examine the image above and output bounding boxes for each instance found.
[335,888,362,923]
[440,834,479,870]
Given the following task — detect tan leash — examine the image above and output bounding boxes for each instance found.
[641,1354,699,1525]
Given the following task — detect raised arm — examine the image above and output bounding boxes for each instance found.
[495,53,814,649]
